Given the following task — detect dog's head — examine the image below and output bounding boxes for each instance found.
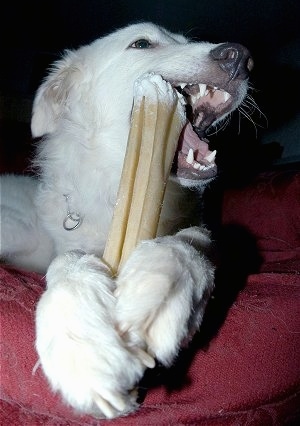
[32,22,253,188]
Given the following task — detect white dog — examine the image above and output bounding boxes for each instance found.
[0,23,253,418]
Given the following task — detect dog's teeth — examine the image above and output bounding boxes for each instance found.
[204,150,217,163]
[199,83,207,97]
[186,148,194,164]
[191,92,203,104]
[179,83,187,89]
[223,92,230,102]
[193,162,201,170]
[203,164,214,170]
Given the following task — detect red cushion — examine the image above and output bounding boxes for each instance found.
[222,170,300,272]
[1,171,300,424]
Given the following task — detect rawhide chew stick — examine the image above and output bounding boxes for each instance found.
[103,75,186,275]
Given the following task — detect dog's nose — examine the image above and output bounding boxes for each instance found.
[210,43,254,80]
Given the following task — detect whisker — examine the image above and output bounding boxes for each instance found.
[206,115,231,136]
[242,101,257,115]
[247,82,259,92]
[247,98,268,125]
[238,110,241,135]
[237,91,269,133]
[238,106,259,137]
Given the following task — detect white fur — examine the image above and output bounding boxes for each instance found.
[0,23,249,418]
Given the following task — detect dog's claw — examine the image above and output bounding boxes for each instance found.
[94,394,116,419]
[114,320,156,368]
[94,389,128,416]
[134,347,155,369]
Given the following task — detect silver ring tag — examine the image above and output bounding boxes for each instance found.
[63,212,82,231]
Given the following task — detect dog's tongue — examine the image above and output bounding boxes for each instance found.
[176,122,217,181]
[178,122,210,160]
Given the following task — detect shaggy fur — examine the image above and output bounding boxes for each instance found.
[0,23,250,418]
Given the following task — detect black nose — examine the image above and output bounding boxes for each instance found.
[210,43,254,80]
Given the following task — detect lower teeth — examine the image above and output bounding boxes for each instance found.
[190,161,214,171]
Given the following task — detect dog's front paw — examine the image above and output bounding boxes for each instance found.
[134,72,186,108]
[36,251,151,418]
[115,235,215,366]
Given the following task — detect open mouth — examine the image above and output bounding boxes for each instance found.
[172,82,233,183]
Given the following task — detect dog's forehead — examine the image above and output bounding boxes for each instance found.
[106,22,188,46]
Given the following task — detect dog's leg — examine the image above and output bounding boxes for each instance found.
[35,250,154,418]
[115,227,215,366]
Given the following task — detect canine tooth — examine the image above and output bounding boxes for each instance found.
[224,92,230,102]
[191,95,198,104]
[204,150,217,163]
[199,83,207,97]
[186,148,194,164]
[179,83,187,89]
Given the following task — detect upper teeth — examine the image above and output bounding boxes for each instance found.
[205,150,217,163]
[178,83,231,103]
[186,148,194,164]
[223,92,230,102]
[199,83,207,97]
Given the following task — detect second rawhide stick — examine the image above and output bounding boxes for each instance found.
[103,75,186,275]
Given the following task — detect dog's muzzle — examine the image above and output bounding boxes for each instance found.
[172,42,253,184]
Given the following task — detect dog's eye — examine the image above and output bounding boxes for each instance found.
[130,39,152,49]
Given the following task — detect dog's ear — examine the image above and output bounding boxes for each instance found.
[31,53,82,137]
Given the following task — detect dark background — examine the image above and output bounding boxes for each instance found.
[1,0,299,177]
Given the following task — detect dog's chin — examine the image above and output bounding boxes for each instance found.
[169,82,238,188]
[170,173,215,190]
